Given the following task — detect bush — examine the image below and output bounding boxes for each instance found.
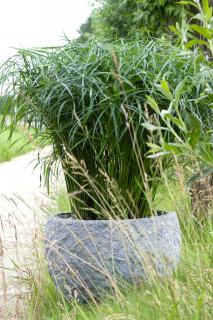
[79,0,184,40]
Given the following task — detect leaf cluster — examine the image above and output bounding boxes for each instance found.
[170,0,213,55]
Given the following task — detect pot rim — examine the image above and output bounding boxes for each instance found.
[50,211,177,223]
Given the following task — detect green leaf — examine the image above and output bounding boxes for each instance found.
[190,24,213,39]
[191,13,205,23]
[185,39,209,49]
[0,96,13,129]
[193,53,206,73]
[176,1,199,8]
[169,25,180,36]
[184,112,202,149]
[155,79,173,101]
[174,79,186,105]
[164,114,187,132]
[147,143,162,152]
[160,79,173,100]
[163,143,183,154]
[146,96,160,114]
[202,0,212,22]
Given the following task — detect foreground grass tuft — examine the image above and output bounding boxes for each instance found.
[26,183,213,320]
[27,217,213,320]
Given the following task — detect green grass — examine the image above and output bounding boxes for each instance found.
[79,221,212,320]
[0,125,34,162]
[27,217,213,320]
[51,187,71,213]
[26,180,213,320]
[0,113,44,162]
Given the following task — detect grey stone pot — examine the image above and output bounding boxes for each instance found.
[45,212,181,302]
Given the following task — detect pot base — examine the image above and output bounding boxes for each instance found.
[45,212,181,302]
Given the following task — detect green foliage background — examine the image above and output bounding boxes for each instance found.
[79,0,184,40]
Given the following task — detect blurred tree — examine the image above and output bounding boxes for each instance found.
[78,16,95,41]
[79,0,185,40]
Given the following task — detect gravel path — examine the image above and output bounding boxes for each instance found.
[0,148,63,319]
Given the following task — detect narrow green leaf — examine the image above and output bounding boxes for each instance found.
[146,143,161,151]
[191,13,205,22]
[190,24,213,39]
[160,79,173,100]
[202,0,212,21]
[163,143,183,154]
[164,114,187,132]
[185,112,202,149]
[185,39,209,49]
[174,79,186,105]
[193,53,206,73]
[176,1,199,8]
[146,96,160,114]
[169,25,180,36]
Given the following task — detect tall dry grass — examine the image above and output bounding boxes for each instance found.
[11,160,212,320]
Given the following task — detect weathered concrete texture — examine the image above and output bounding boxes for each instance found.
[45,212,181,302]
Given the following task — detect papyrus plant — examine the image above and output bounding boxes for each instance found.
[0,40,206,219]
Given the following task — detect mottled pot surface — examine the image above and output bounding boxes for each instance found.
[45,212,181,302]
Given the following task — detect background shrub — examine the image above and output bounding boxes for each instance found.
[79,0,185,40]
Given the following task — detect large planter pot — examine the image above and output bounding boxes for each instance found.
[45,212,181,302]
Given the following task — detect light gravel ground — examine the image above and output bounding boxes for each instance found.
[0,147,64,319]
